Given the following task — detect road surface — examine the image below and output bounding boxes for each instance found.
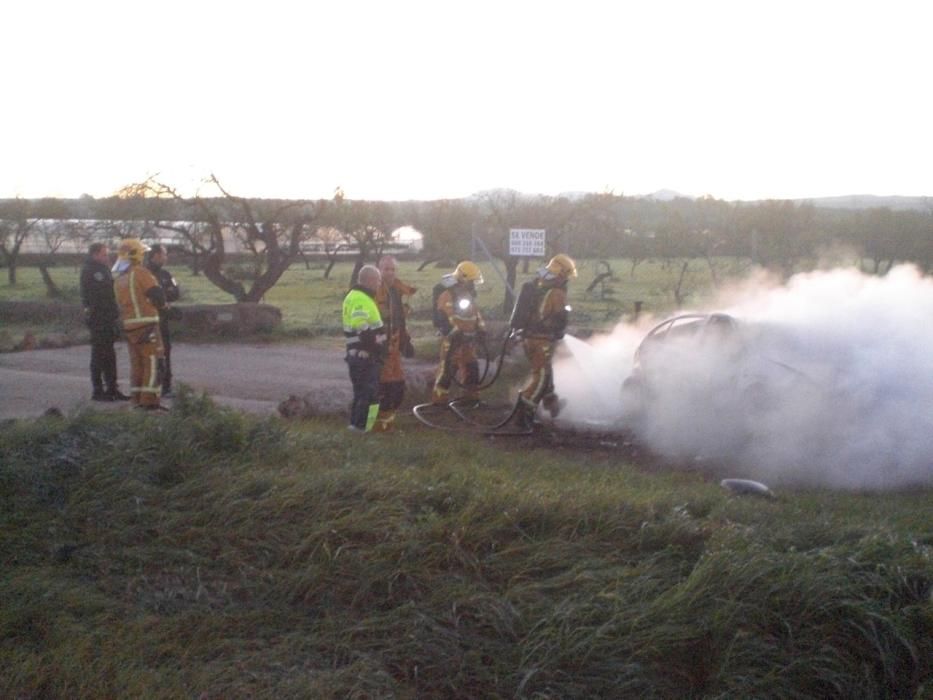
[0,342,430,420]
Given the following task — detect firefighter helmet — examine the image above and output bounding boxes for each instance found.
[544,254,577,279]
[116,238,150,265]
[454,261,484,284]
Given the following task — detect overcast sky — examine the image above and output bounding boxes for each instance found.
[3,0,931,201]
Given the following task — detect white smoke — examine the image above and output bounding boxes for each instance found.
[555,265,933,490]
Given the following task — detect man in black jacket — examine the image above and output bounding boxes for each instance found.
[79,243,128,401]
[146,244,181,397]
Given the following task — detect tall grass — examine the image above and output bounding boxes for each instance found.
[1,397,930,698]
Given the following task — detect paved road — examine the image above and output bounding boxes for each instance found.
[0,342,410,420]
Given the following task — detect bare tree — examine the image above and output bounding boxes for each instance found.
[478,190,577,314]
[739,200,817,278]
[36,219,87,298]
[328,193,396,286]
[146,220,210,276]
[314,226,346,279]
[407,199,475,270]
[0,198,42,285]
[119,176,326,302]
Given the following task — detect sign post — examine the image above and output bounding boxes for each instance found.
[509,228,546,258]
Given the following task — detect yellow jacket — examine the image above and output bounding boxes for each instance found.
[437,286,484,334]
[114,265,163,331]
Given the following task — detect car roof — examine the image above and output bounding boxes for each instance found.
[644,313,738,340]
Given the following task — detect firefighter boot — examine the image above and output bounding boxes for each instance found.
[542,393,566,418]
[372,409,395,433]
[515,398,537,432]
[431,387,449,406]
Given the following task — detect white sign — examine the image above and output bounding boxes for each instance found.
[509,228,546,257]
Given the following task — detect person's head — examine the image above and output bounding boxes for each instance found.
[148,244,168,268]
[112,238,149,274]
[357,265,382,293]
[453,261,483,287]
[88,242,109,265]
[378,255,397,286]
[538,254,577,283]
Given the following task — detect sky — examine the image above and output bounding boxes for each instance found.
[3,0,931,202]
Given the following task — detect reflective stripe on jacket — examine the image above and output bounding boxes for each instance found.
[343,287,386,353]
[115,265,162,330]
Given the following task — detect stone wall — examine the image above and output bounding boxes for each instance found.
[0,301,282,341]
[175,303,282,336]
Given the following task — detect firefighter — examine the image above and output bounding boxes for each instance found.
[342,265,387,431]
[515,253,576,429]
[432,260,486,405]
[146,244,181,397]
[79,242,129,401]
[372,255,417,432]
[112,239,167,411]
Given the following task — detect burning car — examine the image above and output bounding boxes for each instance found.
[620,313,818,424]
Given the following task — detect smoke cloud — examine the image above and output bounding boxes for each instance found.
[555,265,933,490]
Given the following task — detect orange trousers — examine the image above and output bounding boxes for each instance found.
[374,339,405,432]
[520,338,555,406]
[125,325,164,407]
[432,335,479,404]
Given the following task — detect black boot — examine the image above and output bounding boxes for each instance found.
[515,401,537,431]
[542,394,566,418]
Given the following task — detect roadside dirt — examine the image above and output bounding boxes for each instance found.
[0,342,433,421]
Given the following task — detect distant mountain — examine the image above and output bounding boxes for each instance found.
[467,188,697,202]
[792,195,933,211]
[642,189,693,201]
[5,191,932,215]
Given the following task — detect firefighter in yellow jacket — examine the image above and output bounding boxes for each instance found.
[372,255,417,432]
[113,239,168,410]
[432,261,486,405]
[515,254,576,429]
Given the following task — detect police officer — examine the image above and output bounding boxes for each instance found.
[342,265,387,431]
[80,242,129,401]
[146,244,181,397]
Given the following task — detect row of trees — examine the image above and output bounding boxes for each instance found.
[3,180,933,309]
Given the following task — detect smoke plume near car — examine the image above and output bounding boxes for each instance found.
[555,265,933,490]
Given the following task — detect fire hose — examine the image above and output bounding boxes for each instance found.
[447,327,514,392]
[411,328,533,435]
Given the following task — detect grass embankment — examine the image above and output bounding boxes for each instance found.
[1,393,931,698]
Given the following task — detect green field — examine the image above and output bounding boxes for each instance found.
[0,256,743,349]
[0,395,930,698]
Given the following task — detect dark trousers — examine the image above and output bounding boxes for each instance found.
[90,338,117,394]
[158,322,172,391]
[347,355,380,430]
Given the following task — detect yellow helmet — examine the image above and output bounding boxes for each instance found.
[117,238,149,265]
[544,254,577,279]
[454,261,484,284]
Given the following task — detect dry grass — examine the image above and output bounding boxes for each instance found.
[1,393,931,698]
